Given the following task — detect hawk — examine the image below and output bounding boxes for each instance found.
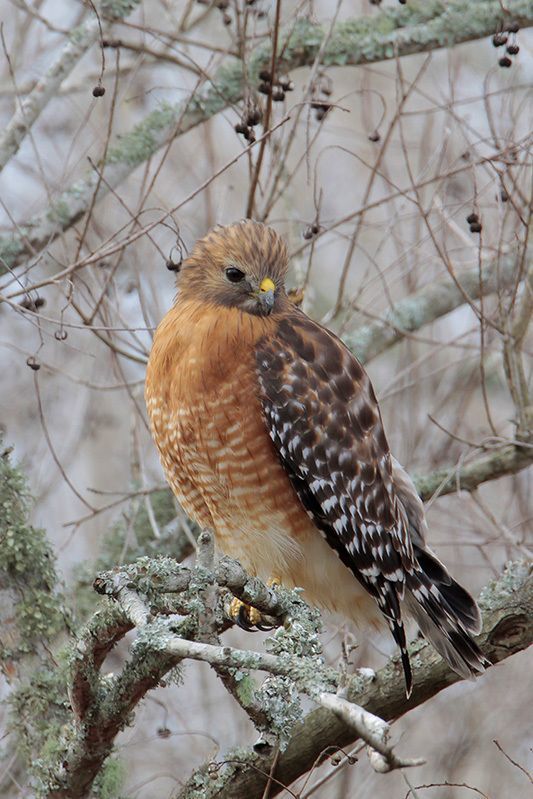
[145,220,488,695]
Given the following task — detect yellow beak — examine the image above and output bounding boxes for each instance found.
[260,277,275,293]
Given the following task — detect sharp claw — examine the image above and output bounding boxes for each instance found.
[256,620,276,631]
[237,603,257,631]
[227,586,282,631]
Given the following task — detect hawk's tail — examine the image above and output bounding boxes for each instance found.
[405,545,490,680]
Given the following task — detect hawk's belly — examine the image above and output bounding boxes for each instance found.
[146,360,381,628]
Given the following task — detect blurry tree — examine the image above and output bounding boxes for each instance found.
[0,1,532,798]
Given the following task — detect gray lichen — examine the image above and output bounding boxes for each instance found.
[255,675,302,750]
[0,443,70,666]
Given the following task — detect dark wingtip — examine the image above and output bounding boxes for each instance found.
[401,647,413,698]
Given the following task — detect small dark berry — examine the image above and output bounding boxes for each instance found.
[26,356,40,371]
[157,727,172,739]
[271,87,285,102]
[92,85,105,97]
[368,130,380,142]
[303,225,317,240]
[166,258,181,272]
[506,44,519,55]
[54,329,68,341]
[311,223,319,235]
[246,108,262,126]
[258,82,271,95]
[259,69,272,82]
[500,189,509,202]
[492,32,507,47]
[243,128,256,143]
[20,295,45,311]
[466,212,479,224]
[499,56,512,68]
[469,222,482,233]
[315,107,330,121]
[235,122,248,135]
[507,22,519,34]
[278,76,294,92]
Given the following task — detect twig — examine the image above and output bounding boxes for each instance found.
[4,1,533,271]
[345,250,529,364]
[0,2,139,172]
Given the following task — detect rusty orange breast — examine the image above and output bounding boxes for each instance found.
[145,299,311,569]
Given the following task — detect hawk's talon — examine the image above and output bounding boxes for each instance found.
[228,595,277,631]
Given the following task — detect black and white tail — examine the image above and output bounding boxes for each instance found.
[390,457,490,691]
[405,544,490,681]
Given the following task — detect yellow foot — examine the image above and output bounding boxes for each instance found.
[227,577,282,631]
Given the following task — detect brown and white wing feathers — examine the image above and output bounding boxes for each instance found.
[256,310,416,691]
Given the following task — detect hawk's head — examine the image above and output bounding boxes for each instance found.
[177,220,289,316]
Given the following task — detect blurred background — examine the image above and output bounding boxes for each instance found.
[0,1,531,797]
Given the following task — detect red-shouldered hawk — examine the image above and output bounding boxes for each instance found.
[145,220,488,695]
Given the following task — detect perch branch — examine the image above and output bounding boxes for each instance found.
[174,560,532,799]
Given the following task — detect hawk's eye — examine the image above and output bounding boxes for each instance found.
[225,266,245,283]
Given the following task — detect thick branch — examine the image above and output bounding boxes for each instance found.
[415,441,533,501]
[2,1,532,271]
[175,560,533,799]
[345,252,527,364]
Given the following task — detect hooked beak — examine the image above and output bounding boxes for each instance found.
[258,277,276,314]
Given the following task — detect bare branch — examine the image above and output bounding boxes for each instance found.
[345,251,529,364]
[415,441,533,502]
[0,1,140,173]
[2,0,533,271]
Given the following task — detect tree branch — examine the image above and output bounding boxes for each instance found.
[0,1,140,174]
[415,440,533,501]
[2,0,532,272]
[174,560,533,799]
[345,251,529,364]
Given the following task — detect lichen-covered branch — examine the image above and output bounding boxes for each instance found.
[415,441,533,501]
[174,560,533,799]
[2,0,532,271]
[0,443,71,679]
[0,1,140,174]
[345,251,529,364]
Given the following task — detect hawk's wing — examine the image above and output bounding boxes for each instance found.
[256,310,416,692]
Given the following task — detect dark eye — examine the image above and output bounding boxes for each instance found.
[225,266,245,283]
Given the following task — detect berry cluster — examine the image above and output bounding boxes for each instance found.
[466,212,482,234]
[235,100,263,143]
[492,21,520,67]
[206,0,266,26]
[257,70,294,101]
